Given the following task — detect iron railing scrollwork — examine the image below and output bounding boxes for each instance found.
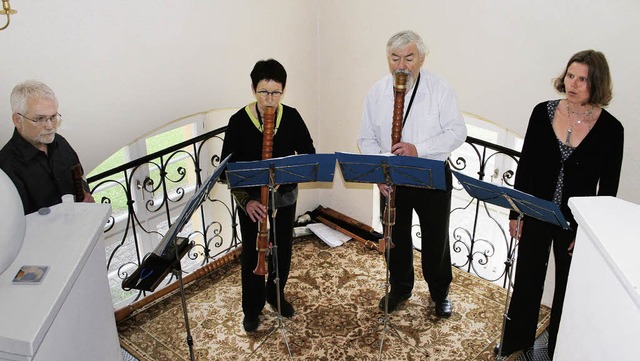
[447,135,521,287]
[87,126,241,304]
[88,128,521,307]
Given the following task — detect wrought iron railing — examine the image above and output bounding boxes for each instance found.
[87,126,240,306]
[448,136,520,287]
[87,127,520,307]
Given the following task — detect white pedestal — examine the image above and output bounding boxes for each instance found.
[554,196,640,361]
[0,203,120,361]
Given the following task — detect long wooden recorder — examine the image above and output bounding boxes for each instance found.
[380,72,407,253]
[253,106,275,275]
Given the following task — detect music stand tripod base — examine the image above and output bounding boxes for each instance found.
[227,154,336,360]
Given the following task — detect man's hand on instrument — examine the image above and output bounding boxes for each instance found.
[391,142,417,157]
[246,200,267,222]
[377,183,391,198]
[82,190,95,203]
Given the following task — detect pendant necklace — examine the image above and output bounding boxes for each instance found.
[565,101,593,146]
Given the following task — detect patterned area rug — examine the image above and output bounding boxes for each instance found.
[118,236,549,360]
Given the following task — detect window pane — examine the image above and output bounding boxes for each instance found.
[88,148,129,215]
[89,148,127,176]
[145,124,197,196]
[146,126,193,154]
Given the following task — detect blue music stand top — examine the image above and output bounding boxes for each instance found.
[226,153,336,188]
[453,170,570,229]
[336,152,446,190]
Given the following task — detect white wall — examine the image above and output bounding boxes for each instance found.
[316,0,640,224]
[0,0,320,213]
[0,1,319,169]
[2,0,639,223]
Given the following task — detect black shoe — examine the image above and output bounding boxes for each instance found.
[243,315,260,332]
[267,298,295,318]
[378,292,411,313]
[434,297,452,318]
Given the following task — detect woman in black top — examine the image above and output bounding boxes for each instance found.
[220,59,315,332]
[497,50,624,359]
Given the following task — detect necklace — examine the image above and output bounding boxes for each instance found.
[565,101,594,145]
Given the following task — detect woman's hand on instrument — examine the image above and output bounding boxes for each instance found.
[377,183,391,198]
[391,142,417,157]
[509,219,524,239]
[246,200,267,222]
[568,239,575,256]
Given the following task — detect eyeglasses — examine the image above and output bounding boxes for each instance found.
[18,112,62,125]
[256,90,283,98]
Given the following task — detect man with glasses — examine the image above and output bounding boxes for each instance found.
[221,59,315,332]
[0,80,93,214]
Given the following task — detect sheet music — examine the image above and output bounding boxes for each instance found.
[307,223,351,247]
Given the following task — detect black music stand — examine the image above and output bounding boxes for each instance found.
[226,153,336,359]
[336,152,446,359]
[452,171,570,360]
[122,154,232,361]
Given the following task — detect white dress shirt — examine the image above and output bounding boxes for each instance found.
[357,69,467,161]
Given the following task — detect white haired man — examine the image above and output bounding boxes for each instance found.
[357,30,467,318]
[0,80,93,214]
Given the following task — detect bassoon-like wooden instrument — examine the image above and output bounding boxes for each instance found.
[253,106,276,275]
[380,72,407,253]
[310,205,382,251]
[71,164,85,202]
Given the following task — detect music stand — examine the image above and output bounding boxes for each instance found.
[451,171,570,360]
[122,154,232,361]
[335,152,446,359]
[226,153,336,359]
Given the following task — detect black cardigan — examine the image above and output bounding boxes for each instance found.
[220,103,316,209]
[510,101,624,228]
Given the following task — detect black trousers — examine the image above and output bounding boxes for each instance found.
[382,167,453,302]
[502,217,575,357]
[238,202,296,318]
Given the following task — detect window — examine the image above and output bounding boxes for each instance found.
[88,109,239,308]
[88,117,204,306]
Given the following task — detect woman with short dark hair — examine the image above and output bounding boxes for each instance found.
[221,59,315,332]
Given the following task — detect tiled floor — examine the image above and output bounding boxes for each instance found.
[121,348,137,361]
[514,330,551,361]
